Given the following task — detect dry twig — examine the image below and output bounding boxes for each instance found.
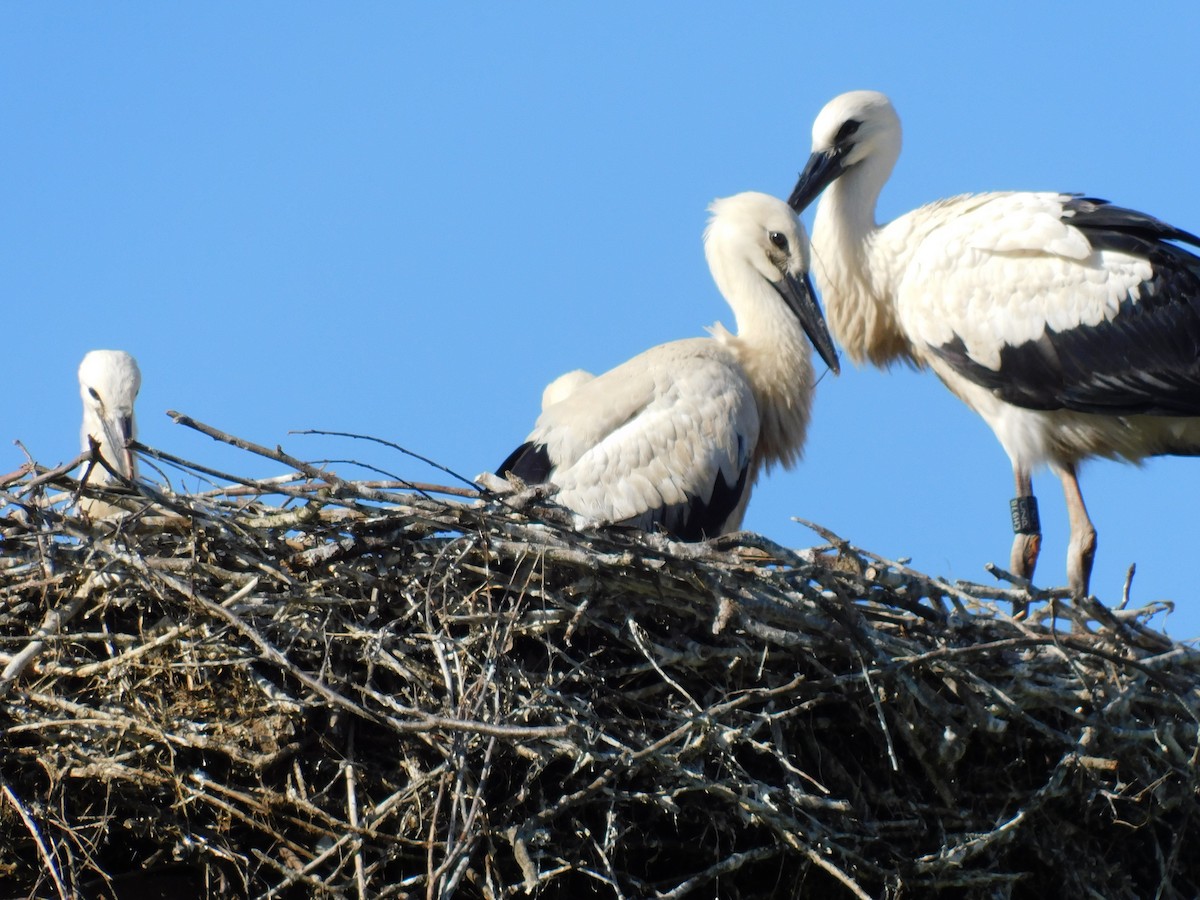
[0,417,1198,898]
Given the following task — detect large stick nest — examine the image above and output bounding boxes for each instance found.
[1,415,1198,899]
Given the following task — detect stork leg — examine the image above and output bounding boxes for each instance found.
[1008,466,1041,618]
[1054,462,1097,601]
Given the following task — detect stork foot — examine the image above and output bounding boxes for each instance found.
[1066,525,1098,602]
[1008,532,1041,619]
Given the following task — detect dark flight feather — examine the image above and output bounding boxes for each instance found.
[932,197,1200,416]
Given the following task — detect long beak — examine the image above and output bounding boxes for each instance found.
[777,270,840,374]
[787,148,844,214]
[99,413,137,480]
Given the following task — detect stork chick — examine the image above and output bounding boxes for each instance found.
[788,89,1200,603]
[78,349,141,517]
[497,191,839,539]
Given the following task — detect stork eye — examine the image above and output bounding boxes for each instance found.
[87,387,101,401]
[768,232,789,252]
[835,119,861,144]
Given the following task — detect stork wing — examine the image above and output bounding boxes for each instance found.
[501,340,759,540]
[901,193,1200,415]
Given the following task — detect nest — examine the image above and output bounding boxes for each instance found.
[1,413,1199,899]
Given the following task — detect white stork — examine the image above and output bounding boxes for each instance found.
[541,369,595,411]
[496,191,840,539]
[78,349,141,516]
[787,89,1200,601]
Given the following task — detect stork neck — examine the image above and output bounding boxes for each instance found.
[81,414,113,484]
[821,165,882,241]
[717,272,815,473]
[812,169,913,367]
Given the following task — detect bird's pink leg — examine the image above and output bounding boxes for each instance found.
[1009,466,1040,618]
[1055,462,1097,600]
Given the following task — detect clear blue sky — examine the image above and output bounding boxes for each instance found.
[4,4,1200,637]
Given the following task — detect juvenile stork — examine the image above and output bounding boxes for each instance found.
[496,191,840,539]
[788,89,1200,600]
[78,350,141,516]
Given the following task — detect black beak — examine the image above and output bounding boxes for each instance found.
[99,412,137,479]
[777,270,840,374]
[788,148,844,214]
[118,415,136,478]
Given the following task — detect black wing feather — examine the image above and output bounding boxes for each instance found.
[616,453,751,541]
[497,438,751,541]
[932,197,1200,416]
[495,441,553,483]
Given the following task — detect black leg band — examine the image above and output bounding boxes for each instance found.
[1010,496,1041,535]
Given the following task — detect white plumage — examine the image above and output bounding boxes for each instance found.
[541,370,595,411]
[78,350,141,516]
[497,191,840,540]
[788,89,1200,600]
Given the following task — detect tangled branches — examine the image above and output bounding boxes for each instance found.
[0,416,1198,898]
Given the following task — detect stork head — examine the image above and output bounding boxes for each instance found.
[78,350,141,481]
[704,192,840,373]
[788,90,902,214]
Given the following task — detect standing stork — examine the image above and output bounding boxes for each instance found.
[78,350,141,516]
[788,89,1200,601]
[496,191,840,539]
